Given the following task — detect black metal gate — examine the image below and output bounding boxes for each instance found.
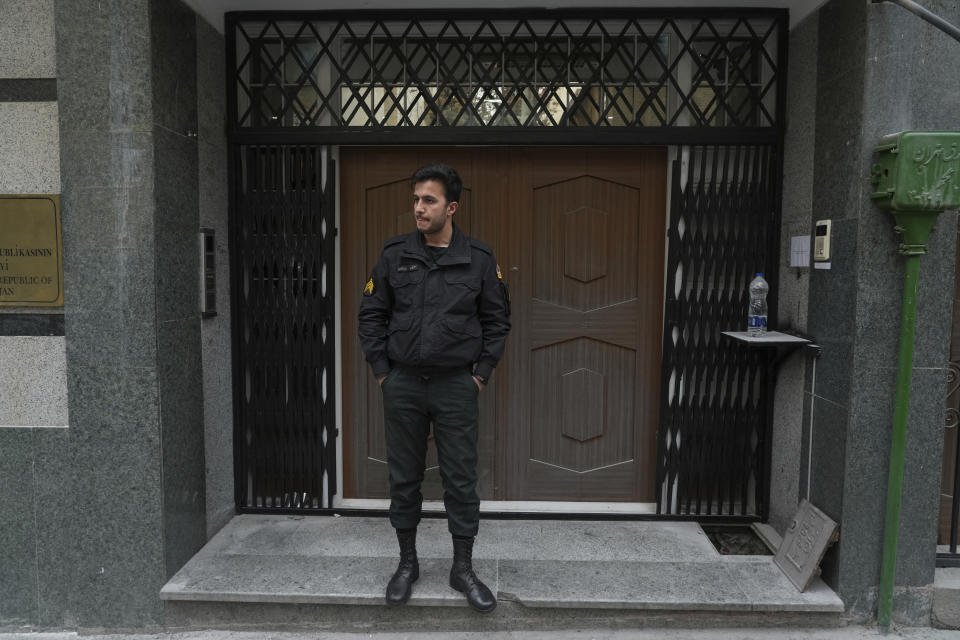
[226,9,787,516]
[231,144,337,511]
[656,144,780,518]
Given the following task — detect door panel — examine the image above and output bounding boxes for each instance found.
[503,148,667,501]
[533,176,640,313]
[341,147,665,503]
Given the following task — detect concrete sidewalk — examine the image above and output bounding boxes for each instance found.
[0,628,957,639]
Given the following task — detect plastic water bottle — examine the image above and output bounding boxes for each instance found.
[747,273,769,336]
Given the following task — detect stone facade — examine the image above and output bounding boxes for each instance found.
[0,0,70,628]
[768,9,818,537]
[196,13,234,541]
[0,0,956,630]
[776,0,960,625]
[0,0,226,628]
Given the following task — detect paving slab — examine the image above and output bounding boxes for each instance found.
[6,630,960,640]
[724,560,842,612]
[162,553,497,607]
[482,520,719,562]
[497,559,749,609]
[160,515,843,614]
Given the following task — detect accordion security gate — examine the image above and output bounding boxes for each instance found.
[657,145,780,518]
[227,9,787,517]
[232,145,338,510]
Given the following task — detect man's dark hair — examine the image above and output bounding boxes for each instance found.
[411,163,462,204]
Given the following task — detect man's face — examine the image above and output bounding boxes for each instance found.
[413,179,457,235]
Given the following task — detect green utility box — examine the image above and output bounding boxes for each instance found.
[871,131,960,212]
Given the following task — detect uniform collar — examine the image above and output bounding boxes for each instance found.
[402,222,471,266]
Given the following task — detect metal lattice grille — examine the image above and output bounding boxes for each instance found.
[233,144,337,511]
[657,145,779,517]
[229,12,782,130]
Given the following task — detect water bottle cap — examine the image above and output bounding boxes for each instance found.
[755,272,762,277]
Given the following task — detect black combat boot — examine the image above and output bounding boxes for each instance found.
[449,535,496,613]
[385,528,419,606]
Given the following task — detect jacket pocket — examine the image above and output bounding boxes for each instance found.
[389,269,425,288]
[387,314,417,363]
[433,317,482,365]
[443,269,482,316]
[443,270,481,290]
[387,314,413,334]
[442,316,482,338]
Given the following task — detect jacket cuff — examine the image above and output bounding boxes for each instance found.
[473,361,495,381]
[371,359,391,379]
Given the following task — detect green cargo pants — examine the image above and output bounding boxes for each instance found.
[380,366,480,537]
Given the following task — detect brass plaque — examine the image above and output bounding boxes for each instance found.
[0,195,64,307]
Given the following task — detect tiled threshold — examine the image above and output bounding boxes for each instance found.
[161,515,843,614]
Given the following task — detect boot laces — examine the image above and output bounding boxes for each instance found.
[399,550,417,568]
[459,566,481,588]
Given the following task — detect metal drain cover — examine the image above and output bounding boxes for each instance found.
[774,499,839,592]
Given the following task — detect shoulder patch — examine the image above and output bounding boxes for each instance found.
[363,278,374,296]
[468,237,493,255]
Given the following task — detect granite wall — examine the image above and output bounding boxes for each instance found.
[2,0,232,628]
[0,0,73,628]
[768,10,818,536]
[0,0,65,427]
[196,16,234,539]
[55,0,166,627]
[48,0,207,628]
[801,0,959,624]
[150,0,208,581]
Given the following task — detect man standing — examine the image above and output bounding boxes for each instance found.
[358,163,510,613]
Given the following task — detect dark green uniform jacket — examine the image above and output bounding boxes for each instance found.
[358,223,511,381]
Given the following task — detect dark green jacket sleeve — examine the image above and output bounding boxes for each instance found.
[357,252,393,378]
[474,255,511,381]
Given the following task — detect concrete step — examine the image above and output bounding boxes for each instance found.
[160,515,844,631]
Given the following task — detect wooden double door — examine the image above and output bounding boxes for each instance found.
[341,147,666,502]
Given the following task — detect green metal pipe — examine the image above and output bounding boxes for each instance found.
[877,253,922,632]
[870,131,956,629]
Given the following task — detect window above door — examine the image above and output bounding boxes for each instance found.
[228,10,785,138]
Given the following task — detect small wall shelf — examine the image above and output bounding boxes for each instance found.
[721,331,820,362]
[722,331,810,345]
